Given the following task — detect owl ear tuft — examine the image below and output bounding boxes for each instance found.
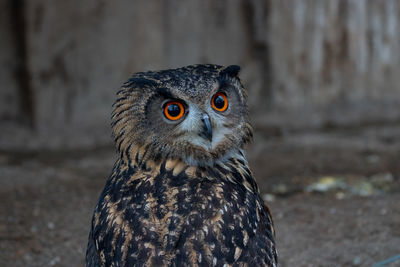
[220,65,241,78]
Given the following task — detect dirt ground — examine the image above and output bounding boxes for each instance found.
[1,128,400,267]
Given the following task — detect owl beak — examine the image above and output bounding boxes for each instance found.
[200,113,212,142]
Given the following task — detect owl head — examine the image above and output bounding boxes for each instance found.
[112,64,252,167]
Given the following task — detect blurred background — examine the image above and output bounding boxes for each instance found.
[1,0,400,266]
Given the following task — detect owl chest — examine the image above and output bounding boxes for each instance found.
[95,165,273,266]
[119,173,261,243]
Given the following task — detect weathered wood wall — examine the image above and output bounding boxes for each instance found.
[1,0,400,149]
[0,0,20,122]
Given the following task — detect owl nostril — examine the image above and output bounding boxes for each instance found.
[200,114,212,142]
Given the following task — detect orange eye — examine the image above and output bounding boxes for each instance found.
[163,101,185,121]
[211,92,228,112]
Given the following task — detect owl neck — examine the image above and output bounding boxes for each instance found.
[120,144,247,170]
[116,145,258,193]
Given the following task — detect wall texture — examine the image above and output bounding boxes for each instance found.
[0,0,20,122]
[1,0,400,149]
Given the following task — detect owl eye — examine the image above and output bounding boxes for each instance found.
[211,92,228,112]
[163,101,185,121]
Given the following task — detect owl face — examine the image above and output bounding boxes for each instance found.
[112,65,252,166]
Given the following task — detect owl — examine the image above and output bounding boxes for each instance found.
[86,64,277,266]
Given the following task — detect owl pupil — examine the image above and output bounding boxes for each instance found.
[214,95,225,109]
[167,104,181,117]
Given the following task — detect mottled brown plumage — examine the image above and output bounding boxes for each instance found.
[86,64,277,266]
